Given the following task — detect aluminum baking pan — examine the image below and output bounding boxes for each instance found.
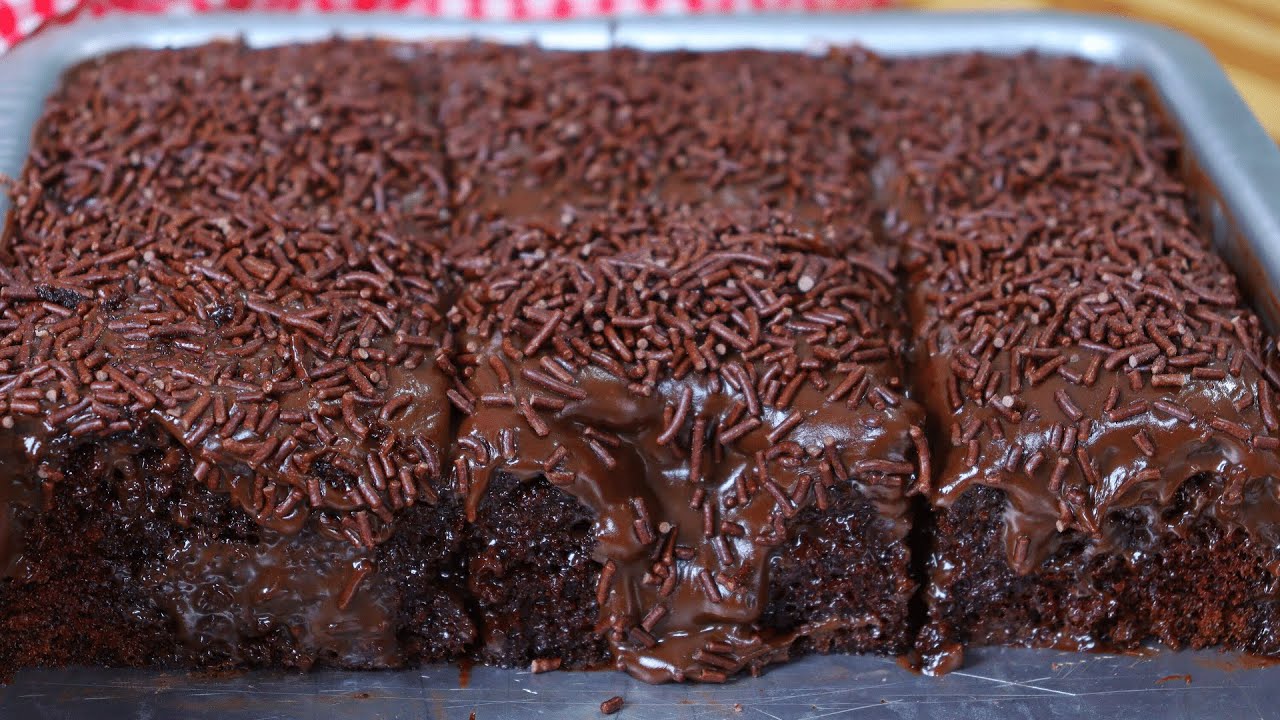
[1,10,1279,720]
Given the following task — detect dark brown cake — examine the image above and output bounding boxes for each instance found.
[869,53,1280,672]
[0,39,469,673]
[3,35,1279,686]
[447,204,923,681]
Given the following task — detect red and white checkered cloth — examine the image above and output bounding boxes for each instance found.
[0,0,892,51]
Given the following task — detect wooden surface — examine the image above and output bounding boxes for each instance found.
[906,0,1280,140]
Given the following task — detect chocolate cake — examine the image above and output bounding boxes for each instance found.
[0,40,469,673]
[448,204,922,681]
[1,36,1277,685]
[869,53,1280,671]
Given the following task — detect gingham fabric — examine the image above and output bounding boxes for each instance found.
[0,0,892,50]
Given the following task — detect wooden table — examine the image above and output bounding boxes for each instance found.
[906,0,1280,140]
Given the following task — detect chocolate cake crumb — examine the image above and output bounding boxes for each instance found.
[600,695,625,714]
[530,657,562,673]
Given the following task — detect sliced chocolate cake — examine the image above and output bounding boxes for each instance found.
[3,33,1279,686]
[439,43,925,681]
[871,53,1280,671]
[447,204,924,682]
[0,39,468,673]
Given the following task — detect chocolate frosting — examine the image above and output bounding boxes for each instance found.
[448,206,924,682]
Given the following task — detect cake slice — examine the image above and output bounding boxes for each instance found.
[0,40,468,675]
[871,53,1280,671]
[437,43,875,239]
[446,203,926,682]
[437,44,925,681]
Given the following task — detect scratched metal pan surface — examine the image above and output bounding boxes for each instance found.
[2,10,1280,720]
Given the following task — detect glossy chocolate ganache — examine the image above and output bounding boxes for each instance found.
[1,38,1279,684]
